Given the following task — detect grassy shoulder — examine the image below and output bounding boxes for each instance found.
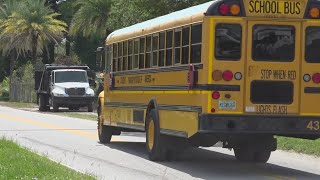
[0,101,97,120]
[0,138,94,180]
[277,136,320,156]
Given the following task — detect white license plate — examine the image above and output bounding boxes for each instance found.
[219,100,236,110]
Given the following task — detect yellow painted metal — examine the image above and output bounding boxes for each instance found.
[300,21,320,115]
[147,119,155,150]
[245,20,301,115]
[209,17,247,114]
[243,0,308,19]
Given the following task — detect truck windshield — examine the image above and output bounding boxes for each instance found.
[55,71,88,83]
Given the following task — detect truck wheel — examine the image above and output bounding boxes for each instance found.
[98,104,112,143]
[88,103,93,112]
[38,95,46,112]
[52,99,59,112]
[146,109,167,161]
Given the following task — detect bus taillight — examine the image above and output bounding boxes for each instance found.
[309,7,320,18]
[219,4,229,15]
[212,70,223,81]
[223,70,233,81]
[212,92,220,99]
[312,73,320,83]
[218,2,241,16]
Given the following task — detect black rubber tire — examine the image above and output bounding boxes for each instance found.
[88,103,93,112]
[98,103,112,144]
[52,98,59,112]
[38,95,46,112]
[146,109,167,161]
[234,146,271,163]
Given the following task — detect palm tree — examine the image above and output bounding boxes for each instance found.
[0,0,67,67]
[0,0,22,77]
[70,0,112,38]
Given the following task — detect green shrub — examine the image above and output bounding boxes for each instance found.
[0,77,10,100]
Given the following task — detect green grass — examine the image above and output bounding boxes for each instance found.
[0,101,97,120]
[277,136,320,156]
[0,101,37,108]
[0,138,95,180]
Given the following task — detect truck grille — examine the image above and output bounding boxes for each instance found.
[251,81,293,104]
[65,88,85,96]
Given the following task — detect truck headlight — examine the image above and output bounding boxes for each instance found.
[53,92,66,97]
[86,88,95,96]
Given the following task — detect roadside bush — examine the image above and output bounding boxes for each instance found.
[0,77,10,101]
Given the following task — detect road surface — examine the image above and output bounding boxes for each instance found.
[0,106,320,180]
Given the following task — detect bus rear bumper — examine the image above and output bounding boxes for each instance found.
[199,114,320,138]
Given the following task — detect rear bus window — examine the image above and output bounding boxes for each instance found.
[252,25,295,62]
[215,24,242,61]
[305,27,320,63]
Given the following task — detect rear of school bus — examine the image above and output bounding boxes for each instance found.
[198,0,320,162]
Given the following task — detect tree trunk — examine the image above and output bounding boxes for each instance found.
[66,35,71,56]
[32,34,39,69]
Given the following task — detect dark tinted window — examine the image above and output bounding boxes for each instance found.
[191,24,202,44]
[146,36,152,68]
[215,24,241,60]
[191,24,202,63]
[166,30,173,48]
[182,27,190,46]
[305,27,320,63]
[252,25,295,62]
[152,34,159,66]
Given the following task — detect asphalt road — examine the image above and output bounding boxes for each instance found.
[1,106,320,180]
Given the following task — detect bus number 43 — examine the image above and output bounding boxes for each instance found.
[307,121,320,131]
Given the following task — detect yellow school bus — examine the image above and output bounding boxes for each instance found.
[97,0,320,163]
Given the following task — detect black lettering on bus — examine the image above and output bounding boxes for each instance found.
[296,2,301,14]
[258,105,272,113]
[249,0,255,13]
[120,77,126,84]
[273,105,288,114]
[261,69,272,80]
[277,1,281,14]
[284,2,290,14]
[265,1,270,13]
[255,1,260,13]
[273,70,286,80]
[288,71,296,80]
[128,76,143,84]
[144,75,152,83]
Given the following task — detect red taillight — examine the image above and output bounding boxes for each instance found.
[219,4,229,15]
[211,108,216,113]
[212,92,220,99]
[223,70,233,81]
[312,73,320,83]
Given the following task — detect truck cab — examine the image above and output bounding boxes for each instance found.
[35,65,96,112]
[50,69,95,112]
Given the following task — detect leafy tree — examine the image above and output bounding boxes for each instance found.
[0,0,67,67]
[70,0,112,38]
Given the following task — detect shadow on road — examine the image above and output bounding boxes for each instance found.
[102,141,320,179]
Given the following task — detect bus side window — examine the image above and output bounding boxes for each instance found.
[139,37,145,69]
[118,42,123,71]
[146,36,152,68]
[159,32,165,67]
[166,30,173,66]
[133,39,139,69]
[191,24,202,63]
[182,26,190,64]
[128,40,133,70]
[105,45,112,73]
[152,34,159,67]
[123,41,128,71]
[174,28,182,64]
[112,43,117,72]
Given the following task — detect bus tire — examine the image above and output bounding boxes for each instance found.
[38,94,46,112]
[98,103,112,143]
[234,146,271,163]
[146,109,166,161]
